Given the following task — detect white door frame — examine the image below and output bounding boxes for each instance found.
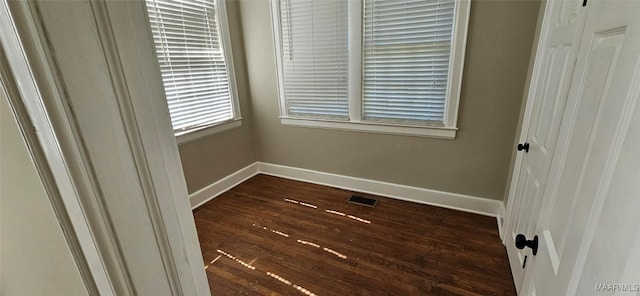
[0,2,114,294]
[1,1,210,295]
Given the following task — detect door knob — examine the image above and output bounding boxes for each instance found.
[517,142,530,153]
[515,234,538,255]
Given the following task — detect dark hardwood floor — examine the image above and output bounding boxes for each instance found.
[194,174,516,295]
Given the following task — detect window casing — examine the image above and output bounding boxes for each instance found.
[271,0,470,139]
[145,0,241,143]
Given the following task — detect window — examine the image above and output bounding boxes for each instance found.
[279,0,350,119]
[145,0,240,142]
[271,0,470,139]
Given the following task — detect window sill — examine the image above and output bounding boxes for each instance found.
[176,119,242,146]
[280,117,457,139]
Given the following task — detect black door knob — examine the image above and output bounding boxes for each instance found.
[517,142,530,153]
[515,234,538,255]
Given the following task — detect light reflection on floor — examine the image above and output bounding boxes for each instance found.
[207,249,318,296]
[346,214,371,224]
[296,239,320,248]
[252,223,291,238]
[205,197,373,294]
[209,254,222,265]
[267,271,291,285]
[325,209,346,216]
[322,247,348,259]
[327,208,371,224]
[285,197,319,209]
[254,222,348,260]
[299,202,318,209]
[284,198,300,204]
[285,197,373,225]
[216,249,256,270]
[293,284,318,296]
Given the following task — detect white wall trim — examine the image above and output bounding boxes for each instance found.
[258,162,501,217]
[189,163,259,209]
[280,117,457,139]
[190,161,503,218]
[177,119,242,146]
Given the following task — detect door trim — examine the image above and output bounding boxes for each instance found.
[2,1,210,294]
[0,1,117,294]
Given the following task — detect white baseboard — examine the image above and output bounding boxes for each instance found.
[189,162,259,209]
[189,161,504,218]
[497,203,506,244]
[256,162,503,217]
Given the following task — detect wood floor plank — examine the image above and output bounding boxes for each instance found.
[194,174,516,295]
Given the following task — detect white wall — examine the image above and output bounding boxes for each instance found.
[0,83,86,295]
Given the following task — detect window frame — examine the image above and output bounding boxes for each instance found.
[270,0,470,139]
[145,0,242,145]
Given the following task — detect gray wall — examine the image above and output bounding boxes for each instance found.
[178,0,256,194]
[1,87,86,296]
[238,0,541,200]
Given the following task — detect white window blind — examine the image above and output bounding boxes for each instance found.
[279,0,349,119]
[362,0,455,124]
[146,0,234,133]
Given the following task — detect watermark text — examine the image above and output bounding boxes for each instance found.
[595,283,640,292]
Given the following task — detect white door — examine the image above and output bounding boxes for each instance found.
[521,0,640,295]
[504,0,589,290]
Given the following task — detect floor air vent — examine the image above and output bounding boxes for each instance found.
[347,195,378,207]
